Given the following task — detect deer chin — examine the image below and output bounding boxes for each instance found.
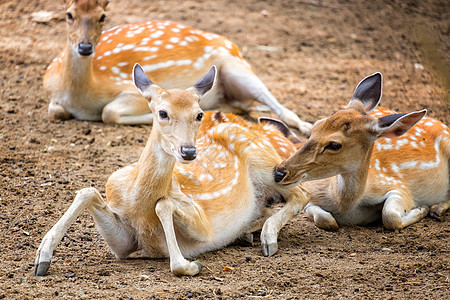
[176,156,196,164]
[279,173,308,187]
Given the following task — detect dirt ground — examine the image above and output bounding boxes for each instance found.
[0,0,449,299]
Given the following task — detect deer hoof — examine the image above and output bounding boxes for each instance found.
[192,261,203,274]
[34,261,50,276]
[261,242,278,257]
[236,233,254,246]
[430,205,446,221]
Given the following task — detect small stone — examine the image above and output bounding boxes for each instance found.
[245,256,251,262]
[414,63,424,70]
[187,292,193,298]
[67,273,76,278]
[82,129,92,135]
[381,248,391,252]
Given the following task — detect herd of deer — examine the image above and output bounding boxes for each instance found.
[34,0,449,276]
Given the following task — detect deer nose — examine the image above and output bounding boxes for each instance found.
[78,42,93,56]
[273,166,287,183]
[180,146,197,161]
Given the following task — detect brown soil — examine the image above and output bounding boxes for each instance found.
[0,0,449,299]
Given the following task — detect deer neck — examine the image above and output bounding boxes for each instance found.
[134,127,176,206]
[330,145,374,212]
[61,43,96,91]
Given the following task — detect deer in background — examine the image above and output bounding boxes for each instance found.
[273,73,449,231]
[34,64,308,276]
[46,0,312,135]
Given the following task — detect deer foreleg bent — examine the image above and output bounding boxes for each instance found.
[430,195,450,221]
[303,202,339,231]
[155,197,203,276]
[102,91,152,124]
[382,190,429,231]
[260,186,308,256]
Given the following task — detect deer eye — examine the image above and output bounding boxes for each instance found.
[196,112,204,122]
[324,142,342,151]
[99,14,106,23]
[159,110,169,120]
[66,12,74,22]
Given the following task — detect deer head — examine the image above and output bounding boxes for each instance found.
[133,63,217,163]
[274,73,426,186]
[64,0,110,56]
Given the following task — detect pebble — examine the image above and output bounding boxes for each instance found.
[382,248,391,252]
[187,292,193,298]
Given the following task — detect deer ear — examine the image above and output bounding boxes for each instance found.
[348,72,382,113]
[373,109,426,138]
[98,0,110,10]
[133,63,160,100]
[189,65,217,97]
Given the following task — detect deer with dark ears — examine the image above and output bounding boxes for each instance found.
[46,0,312,135]
[274,73,449,231]
[34,64,309,276]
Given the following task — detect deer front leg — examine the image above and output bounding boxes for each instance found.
[261,186,308,256]
[48,102,72,121]
[155,197,203,276]
[382,190,429,231]
[102,91,153,125]
[34,187,137,276]
[430,195,450,221]
[303,202,339,231]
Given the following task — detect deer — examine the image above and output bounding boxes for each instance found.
[273,72,450,231]
[45,0,312,135]
[34,64,309,277]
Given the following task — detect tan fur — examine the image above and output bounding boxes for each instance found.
[276,74,449,231]
[45,0,312,134]
[34,67,308,276]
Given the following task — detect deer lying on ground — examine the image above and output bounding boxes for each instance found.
[273,72,450,231]
[46,0,312,135]
[34,64,308,276]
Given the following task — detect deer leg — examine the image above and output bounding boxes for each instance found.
[235,207,277,246]
[430,195,450,221]
[48,102,72,121]
[220,61,312,136]
[303,202,339,231]
[261,186,308,256]
[34,187,137,276]
[102,91,153,125]
[382,190,429,231]
[155,198,203,276]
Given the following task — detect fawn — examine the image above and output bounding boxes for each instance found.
[273,72,449,231]
[34,64,308,276]
[45,0,312,135]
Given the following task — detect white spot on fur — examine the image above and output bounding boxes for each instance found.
[418,135,441,169]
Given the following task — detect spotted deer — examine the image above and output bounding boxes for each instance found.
[34,64,308,276]
[273,73,450,231]
[46,0,312,135]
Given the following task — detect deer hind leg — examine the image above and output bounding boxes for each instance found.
[261,186,309,256]
[34,187,137,276]
[220,60,312,136]
[382,190,429,231]
[102,91,153,125]
[155,197,204,276]
[430,195,450,221]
